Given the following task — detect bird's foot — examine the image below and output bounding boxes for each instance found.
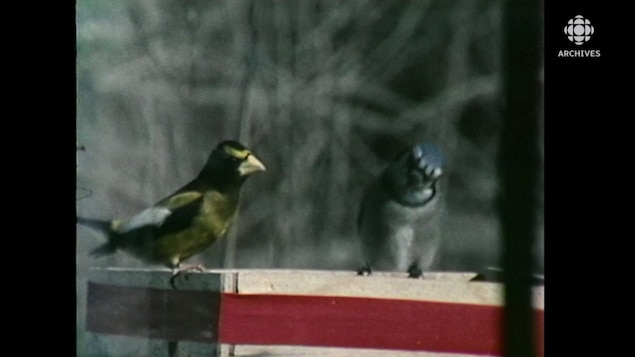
[407,263,423,278]
[357,266,372,276]
[170,264,207,289]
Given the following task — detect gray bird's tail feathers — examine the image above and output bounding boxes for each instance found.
[76,216,117,257]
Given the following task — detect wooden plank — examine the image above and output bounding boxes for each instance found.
[234,269,544,309]
[83,268,544,357]
[85,268,236,357]
[219,293,510,354]
[86,282,220,343]
[226,269,543,357]
[89,268,536,307]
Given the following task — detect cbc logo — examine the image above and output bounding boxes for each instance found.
[564,15,594,45]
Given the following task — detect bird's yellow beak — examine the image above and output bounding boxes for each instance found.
[239,154,266,176]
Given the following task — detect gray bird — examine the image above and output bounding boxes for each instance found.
[357,143,445,278]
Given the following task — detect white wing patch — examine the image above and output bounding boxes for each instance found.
[117,207,173,233]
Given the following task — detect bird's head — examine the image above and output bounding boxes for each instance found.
[406,143,444,186]
[201,140,266,188]
[383,143,445,206]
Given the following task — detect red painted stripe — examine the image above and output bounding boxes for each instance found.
[219,293,544,356]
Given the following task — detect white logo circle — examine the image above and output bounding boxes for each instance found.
[564,15,594,45]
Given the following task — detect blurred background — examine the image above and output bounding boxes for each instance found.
[76,0,543,351]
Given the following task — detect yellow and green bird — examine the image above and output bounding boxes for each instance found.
[77,140,266,284]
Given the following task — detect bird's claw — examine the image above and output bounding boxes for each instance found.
[407,263,423,278]
[169,264,206,289]
[357,266,372,276]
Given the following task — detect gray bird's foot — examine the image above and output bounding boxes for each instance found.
[357,266,372,276]
[407,263,423,278]
[170,264,206,289]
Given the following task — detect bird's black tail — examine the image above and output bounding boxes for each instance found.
[77,216,111,233]
[89,242,118,257]
[77,216,117,257]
